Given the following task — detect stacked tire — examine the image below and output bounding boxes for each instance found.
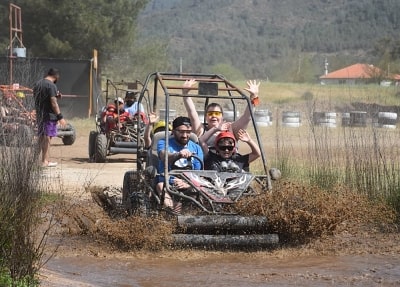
[224,110,239,122]
[377,112,397,129]
[349,111,367,127]
[255,109,272,127]
[282,111,301,127]
[341,112,351,127]
[313,112,337,128]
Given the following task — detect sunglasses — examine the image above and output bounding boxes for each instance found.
[218,145,234,151]
[207,111,223,117]
[174,129,192,134]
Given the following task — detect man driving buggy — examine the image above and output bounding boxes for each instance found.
[156,116,204,213]
[124,91,144,117]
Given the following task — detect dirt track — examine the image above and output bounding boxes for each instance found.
[38,124,400,287]
[44,131,136,190]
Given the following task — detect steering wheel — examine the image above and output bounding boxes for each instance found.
[171,154,204,170]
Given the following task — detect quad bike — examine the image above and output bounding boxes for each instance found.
[88,79,147,163]
[0,85,76,146]
[117,72,280,249]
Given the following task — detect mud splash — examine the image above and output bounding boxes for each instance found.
[61,182,397,252]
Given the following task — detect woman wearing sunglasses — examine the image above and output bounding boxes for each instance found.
[182,79,260,147]
[200,129,261,172]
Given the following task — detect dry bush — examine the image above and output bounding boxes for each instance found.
[235,180,397,245]
[0,137,42,283]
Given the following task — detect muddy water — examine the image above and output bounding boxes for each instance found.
[41,252,400,286]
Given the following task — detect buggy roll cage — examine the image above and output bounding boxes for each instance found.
[95,79,148,130]
[135,72,272,191]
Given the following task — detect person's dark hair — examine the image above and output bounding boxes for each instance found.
[205,103,223,114]
[47,68,60,77]
[125,91,138,100]
[172,116,191,129]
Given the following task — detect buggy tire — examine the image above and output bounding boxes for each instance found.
[122,171,135,212]
[61,123,76,145]
[122,170,150,217]
[94,133,107,163]
[88,131,98,161]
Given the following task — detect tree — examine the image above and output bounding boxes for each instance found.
[0,0,149,64]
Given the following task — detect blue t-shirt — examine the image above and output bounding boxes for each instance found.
[157,137,203,183]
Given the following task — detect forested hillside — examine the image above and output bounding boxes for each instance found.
[137,0,400,81]
[1,0,399,82]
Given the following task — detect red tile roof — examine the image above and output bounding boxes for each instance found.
[320,63,383,79]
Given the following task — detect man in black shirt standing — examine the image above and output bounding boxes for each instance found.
[33,68,67,167]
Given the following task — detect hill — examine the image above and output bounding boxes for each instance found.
[137,0,400,81]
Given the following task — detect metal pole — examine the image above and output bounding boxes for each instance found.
[9,4,13,85]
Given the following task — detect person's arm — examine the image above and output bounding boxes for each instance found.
[182,79,204,136]
[158,139,175,164]
[237,129,260,163]
[199,122,231,155]
[198,127,216,156]
[50,96,66,126]
[144,112,159,148]
[231,80,260,136]
[158,140,192,165]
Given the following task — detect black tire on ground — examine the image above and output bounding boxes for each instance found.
[61,123,76,145]
[88,131,98,161]
[122,170,150,217]
[94,133,107,163]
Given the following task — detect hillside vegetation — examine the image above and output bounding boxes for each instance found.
[137,0,400,81]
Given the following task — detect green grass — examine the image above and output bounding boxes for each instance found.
[0,271,38,287]
[228,81,400,107]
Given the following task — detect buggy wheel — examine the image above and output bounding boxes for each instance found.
[122,170,150,217]
[61,123,76,145]
[88,131,98,161]
[122,171,134,212]
[94,133,107,163]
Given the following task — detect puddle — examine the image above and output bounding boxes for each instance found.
[40,252,400,286]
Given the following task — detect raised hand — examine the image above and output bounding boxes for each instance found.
[237,129,251,143]
[148,112,159,124]
[244,80,260,96]
[219,121,231,131]
[182,79,197,94]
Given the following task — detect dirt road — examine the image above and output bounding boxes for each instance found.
[43,130,136,191]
